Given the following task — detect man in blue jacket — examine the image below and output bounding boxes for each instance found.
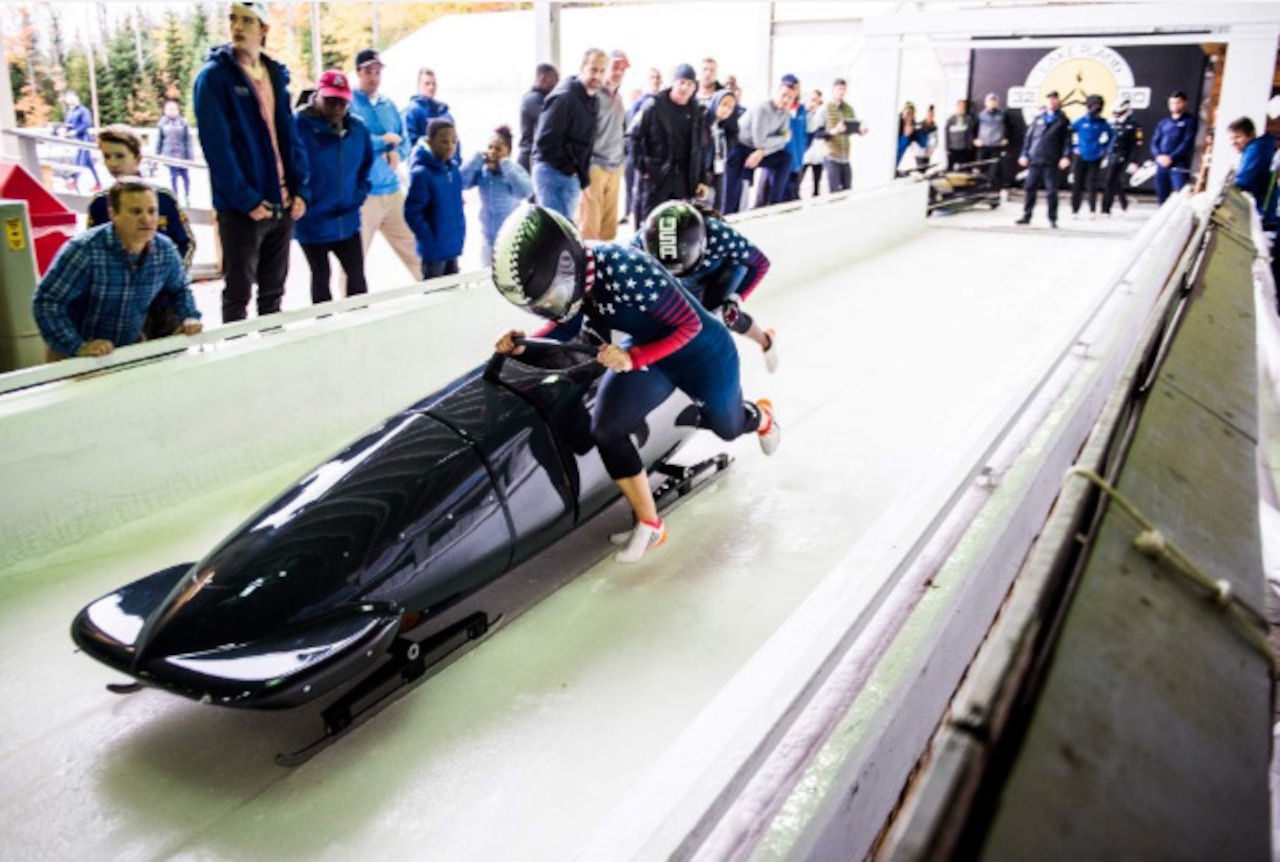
[293,70,374,304]
[192,1,307,324]
[532,48,607,220]
[1070,94,1112,219]
[1150,91,1198,204]
[194,2,309,323]
[349,48,422,283]
[1229,115,1279,310]
[402,67,459,159]
[1016,90,1072,228]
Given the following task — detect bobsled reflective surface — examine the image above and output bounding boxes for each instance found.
[72,340,702,722]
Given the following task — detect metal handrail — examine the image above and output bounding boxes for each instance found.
[2,126,207,172]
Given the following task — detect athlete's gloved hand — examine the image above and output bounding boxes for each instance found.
[721,294,742,329]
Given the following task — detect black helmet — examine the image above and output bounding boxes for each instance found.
[492,203,587,321]
[642,200,706,276]
[1085,94,1104,110]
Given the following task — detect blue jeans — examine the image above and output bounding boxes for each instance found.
[532,162,581,220]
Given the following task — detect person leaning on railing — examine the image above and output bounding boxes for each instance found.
[32,179,202,361]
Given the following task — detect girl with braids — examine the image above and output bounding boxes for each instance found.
[461,125,533,263]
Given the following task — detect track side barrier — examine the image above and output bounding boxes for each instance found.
[573,194,1198,861]
[0,181,926,572]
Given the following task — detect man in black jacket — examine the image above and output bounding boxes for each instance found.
[629,63,709,224]
[532,49,606,219]
[518,63,558,175]
[1015,90,1072,228]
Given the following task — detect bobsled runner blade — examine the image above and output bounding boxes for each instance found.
[653,452,733,509]
[276,611,497,767]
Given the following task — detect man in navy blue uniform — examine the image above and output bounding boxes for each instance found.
[492,204,779,563]
[1150,91,1198,204]
[1016,91,1072,228]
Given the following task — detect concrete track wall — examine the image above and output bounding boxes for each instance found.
[0,182,927,572]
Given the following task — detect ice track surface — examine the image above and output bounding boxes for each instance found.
[0,204,1144,861]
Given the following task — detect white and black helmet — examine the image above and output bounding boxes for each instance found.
[492,203,587,322]
[642,200,706,276]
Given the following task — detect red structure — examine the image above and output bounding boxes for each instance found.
[0,164,77,275]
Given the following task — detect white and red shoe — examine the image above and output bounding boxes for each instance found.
[762,328,779,374]
[756,399,781,455]
[614,518,667,563]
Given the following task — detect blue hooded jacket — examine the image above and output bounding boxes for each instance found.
[292,107,375,245]
[405,144,465,262]
[1071,113,1113,161]
[786,103,808,172]
[459,152,533,249]
[1235,132,1278,228]
[402,94,461,164]
[193,44,309,215]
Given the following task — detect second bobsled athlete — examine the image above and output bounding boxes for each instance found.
[638,200,778,372]
[492,203,780,564]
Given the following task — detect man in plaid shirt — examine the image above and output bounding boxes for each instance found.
[33,179,202,361]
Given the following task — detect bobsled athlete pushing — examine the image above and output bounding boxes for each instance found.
[637,199,779,373]
[495,203,780,562]
[70,203,779,764]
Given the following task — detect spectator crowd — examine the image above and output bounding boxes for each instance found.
[29,1,1280,362]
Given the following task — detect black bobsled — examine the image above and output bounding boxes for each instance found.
[926,158,1002,214]
[71,338,729,763]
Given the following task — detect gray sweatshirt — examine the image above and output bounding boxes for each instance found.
[738,99,791,155]
[591,87,627,171]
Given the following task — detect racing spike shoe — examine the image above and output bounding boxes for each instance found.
[762,328,779,374]
[615,519,667,563]
[756,399,781,455]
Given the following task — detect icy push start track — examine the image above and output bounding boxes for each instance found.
[0,204,1143,861]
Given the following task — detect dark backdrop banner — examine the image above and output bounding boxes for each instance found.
[968,44,1210,191]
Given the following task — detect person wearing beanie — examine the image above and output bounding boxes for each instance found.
[628,61,709,222]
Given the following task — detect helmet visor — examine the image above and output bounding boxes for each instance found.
[529,249,581,320]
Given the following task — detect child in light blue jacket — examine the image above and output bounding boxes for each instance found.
[460,126,533,264]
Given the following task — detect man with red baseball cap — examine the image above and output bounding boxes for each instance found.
[292,69,374,304]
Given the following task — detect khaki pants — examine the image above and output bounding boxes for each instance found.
[349,189,421,289]
[577,165,623,240]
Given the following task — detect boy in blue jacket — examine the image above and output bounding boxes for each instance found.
[293,70,374,303]
[193,2,309,322]
[460,125,533,264]
[405,118,465,278]
[1070,94,1112,218]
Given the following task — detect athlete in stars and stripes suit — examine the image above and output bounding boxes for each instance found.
[492,203,780,563]
[637,200,778,372]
